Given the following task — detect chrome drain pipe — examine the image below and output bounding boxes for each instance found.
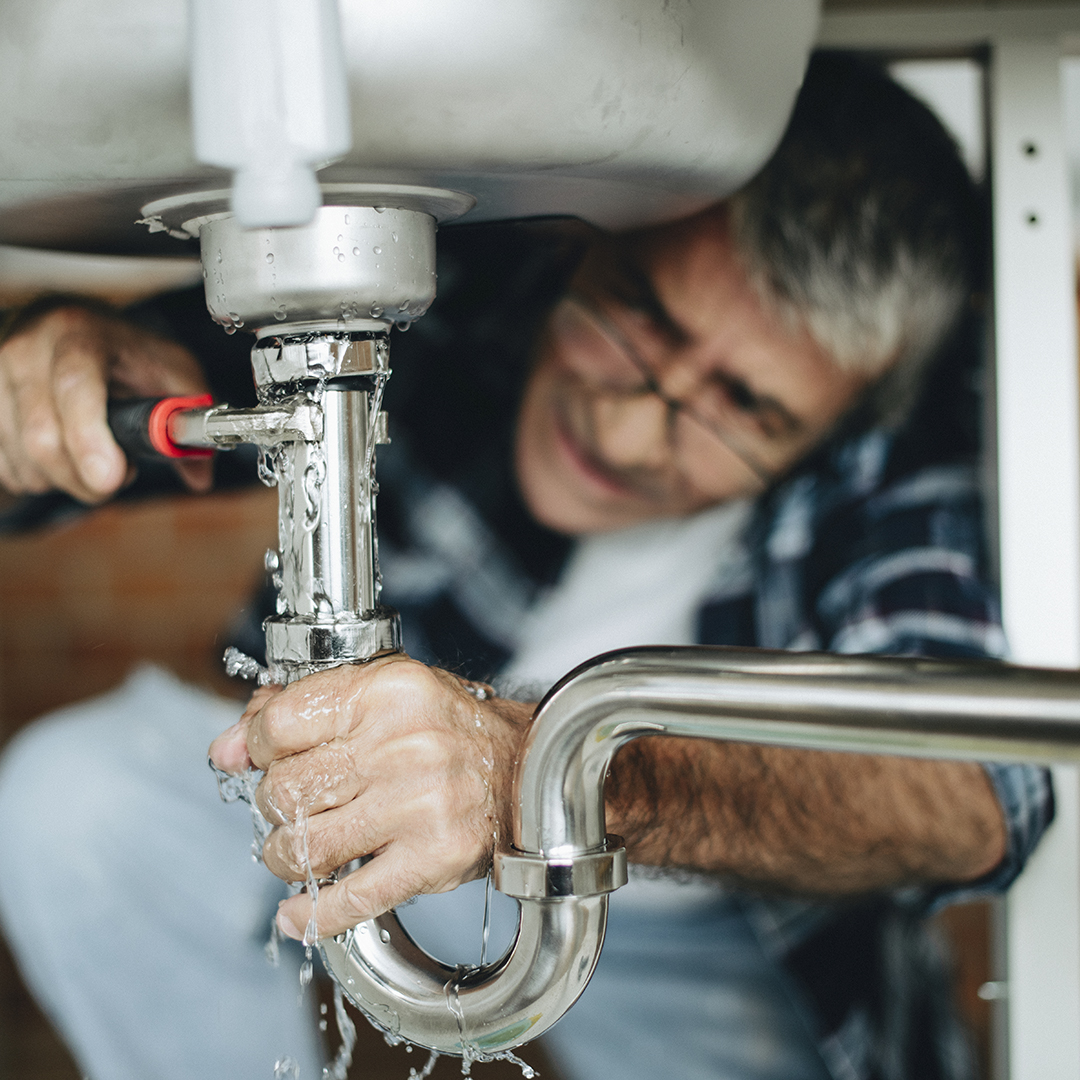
[320,644,1080,1057]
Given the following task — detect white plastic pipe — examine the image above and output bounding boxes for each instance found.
[189,0,352,228]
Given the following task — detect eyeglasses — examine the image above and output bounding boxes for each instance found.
[558,287,804,486]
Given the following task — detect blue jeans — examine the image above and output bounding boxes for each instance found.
[0,667,322,1080]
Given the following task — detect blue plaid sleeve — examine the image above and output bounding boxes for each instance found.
[939,762,1055,903]
[801,461,1054,902]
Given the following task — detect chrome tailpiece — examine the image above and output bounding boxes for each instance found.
[148,188,472,681]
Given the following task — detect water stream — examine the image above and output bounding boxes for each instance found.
[479,873,494,969]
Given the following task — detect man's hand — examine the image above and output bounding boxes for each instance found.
[208,654,1007,943]
[0,304,212,502]
[208,655,533,943]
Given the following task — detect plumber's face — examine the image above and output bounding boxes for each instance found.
[514,207,871,535]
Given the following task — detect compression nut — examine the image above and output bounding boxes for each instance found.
[494,837,627,899]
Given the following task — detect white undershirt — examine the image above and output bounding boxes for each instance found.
[499,497,753,910]
[501,498,753,689]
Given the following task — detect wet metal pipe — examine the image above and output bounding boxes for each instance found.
[512,646,1080,856]
[321,645,1080,1057]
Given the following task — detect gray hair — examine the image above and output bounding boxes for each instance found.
[727,52,982,428]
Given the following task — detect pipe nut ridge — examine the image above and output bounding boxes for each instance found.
[494,836,627,899]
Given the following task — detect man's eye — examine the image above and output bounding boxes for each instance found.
[705,377,792,440]
[707,374,760,415]
[726,380,758,412]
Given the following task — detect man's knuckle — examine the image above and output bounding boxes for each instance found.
[257,697,290,744]
[394,729,447,770]
[46,307,91,334]
[338,875,374,917]
[23,417,62,461]
[261,831,290,878]
[379,658,439,698]
[256,774,290,825]
[52,359,97,397]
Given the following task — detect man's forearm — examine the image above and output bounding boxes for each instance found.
[603,737,1007,895]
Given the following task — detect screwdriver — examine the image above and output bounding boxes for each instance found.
[106,394,216,461]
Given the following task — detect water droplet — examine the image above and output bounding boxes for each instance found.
[265,252,274,264]
[337,252,345,262]
[274,306,288,322]
[216,249,222,263]
[302,459,325,531]
[369,303,384,318]
[392,232,399,242]
[373,246,382,255]
[223,323,237,335]
[333,246,341,257]
[344,213,350,225]
[358,924,368,934]
[374,205,385,213]
[337,233,343,242]
[395,320,411,332]
[274,1056,300,1080]
[352,247,361,256]
[379,928,391,943]
[228,312,243,328]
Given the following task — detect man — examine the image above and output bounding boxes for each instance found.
[0,54,1051,1080]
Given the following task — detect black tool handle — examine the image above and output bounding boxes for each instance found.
[107,398,161,461]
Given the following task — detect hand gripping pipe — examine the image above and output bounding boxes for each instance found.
[319,644,1080,1057]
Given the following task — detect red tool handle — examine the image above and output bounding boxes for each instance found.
[107,394,215,460]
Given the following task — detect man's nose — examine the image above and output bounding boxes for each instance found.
[591,391,673,470]
[658,357,700,403]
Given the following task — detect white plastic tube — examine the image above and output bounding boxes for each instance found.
[189,0,352,227]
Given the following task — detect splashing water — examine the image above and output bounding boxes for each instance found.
[321,984,357,1080]
[302,450,327,533]
[479,873,494,969]
[274,1056,300,1079]
[265,912,284,968]
[223,646,273,687]
[409,1050,440,1079]
[258,447,279,487]
[284,797,321,998]
[211,761,272,864]
[445,968,476,1074]
[443,965,537,1077]
[365,371,389,477]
